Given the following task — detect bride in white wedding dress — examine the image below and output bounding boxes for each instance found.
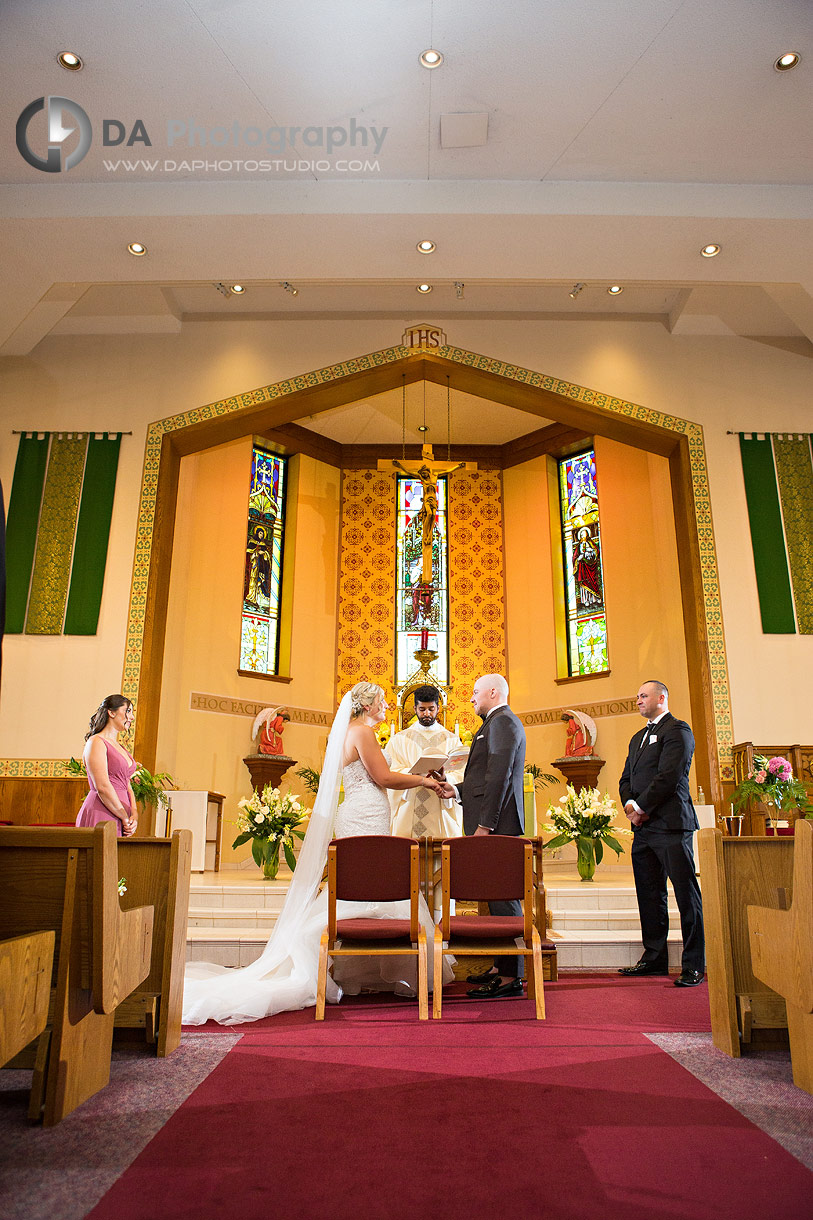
[182,681,454,1025]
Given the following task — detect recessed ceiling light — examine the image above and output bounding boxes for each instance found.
[417,283,433,294]
[700,244,721,258]
[420,49,443,69]
[57,51,83,71]
[230,284,245,294]
[775,52,800,71]
[417,424,429,433]
[127,242,147,257]
[607,285,623,295]
[417,240,436,254]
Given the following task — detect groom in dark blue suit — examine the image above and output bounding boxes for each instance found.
[619,679,705,987]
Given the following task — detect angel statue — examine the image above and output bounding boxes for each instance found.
[560,708,598,757]
[252,706,290,756]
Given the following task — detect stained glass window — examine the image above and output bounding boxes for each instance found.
[240,447,287,674]
[395,475,449,686]
[558,448,609,675]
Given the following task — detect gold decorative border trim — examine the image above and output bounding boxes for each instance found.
[1,342,733,781]
[0,760,80,778]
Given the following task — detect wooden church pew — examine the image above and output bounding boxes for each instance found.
[115,831,192,1056]
[698,827,795,1056]
[748,819,813,1094]
[0,931,55,1067]
[0,823,153,1125]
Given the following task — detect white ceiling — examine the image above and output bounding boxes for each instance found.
[2,0,812,390]
[296,383,551,447]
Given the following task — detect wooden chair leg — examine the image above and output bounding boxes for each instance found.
[417,930,428,1021]
[433,927,443,1019]
[315,931,329,1021]
[531,931,546,1020]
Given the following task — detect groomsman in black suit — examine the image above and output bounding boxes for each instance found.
[438,673,527,998]
[619,679,705,987]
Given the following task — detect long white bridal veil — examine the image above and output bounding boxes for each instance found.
[182,692,352,1025]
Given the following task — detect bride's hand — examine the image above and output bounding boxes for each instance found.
[422,776,443,795]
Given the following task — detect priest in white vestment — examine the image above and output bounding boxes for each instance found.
[386,681,466,835]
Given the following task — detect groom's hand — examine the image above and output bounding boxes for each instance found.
[473,825,491,836]
[436,781,455,799]
[428,767,446,781]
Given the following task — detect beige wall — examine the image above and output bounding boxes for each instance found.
[2,317,812,786]
[504,439,693,845]
[155,440,340,861]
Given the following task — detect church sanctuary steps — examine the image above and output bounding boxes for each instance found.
[184,867,688,972]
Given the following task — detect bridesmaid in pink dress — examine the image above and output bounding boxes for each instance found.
[75,694,138,837]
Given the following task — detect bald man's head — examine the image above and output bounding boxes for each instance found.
[471,673,509,717]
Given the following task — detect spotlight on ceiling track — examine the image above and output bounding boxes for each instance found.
[420,49,443,68]
[775,52,800,71]
[569,283,585,299]
[454,282,465,299]
[280,281,299,296]
[57,51,83,70]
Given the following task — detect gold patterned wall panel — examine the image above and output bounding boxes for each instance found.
[336,470,397,702]
[447,469,507,735]
[335,466,507,735]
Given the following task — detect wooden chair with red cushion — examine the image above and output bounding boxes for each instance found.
[316,835,428,1020]
[433,835,546,1020]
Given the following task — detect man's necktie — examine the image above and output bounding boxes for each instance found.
[639,722,653,748]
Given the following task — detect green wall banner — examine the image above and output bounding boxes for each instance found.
[64,434,122,634]
[739,433,812,635]
[5,431,123,637]
[26,434,89,634]
[772,435,813,635]
[5,434,49,633]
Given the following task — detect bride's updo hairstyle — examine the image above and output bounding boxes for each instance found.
[85,694,131,741]
[349,681,383,719]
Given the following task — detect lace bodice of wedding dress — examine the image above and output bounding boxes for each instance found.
[335,758,391,836]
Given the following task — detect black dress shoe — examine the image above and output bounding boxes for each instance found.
[466,968,499,985]
[466,976,524,999]
[674,969,705,987]
[618,961,669,977]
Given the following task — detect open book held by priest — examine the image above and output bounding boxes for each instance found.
[408,746,469,776]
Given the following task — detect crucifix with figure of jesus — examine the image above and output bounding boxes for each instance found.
[378,444,477,648]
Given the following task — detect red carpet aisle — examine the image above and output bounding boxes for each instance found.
[0,1032,241,1220]
[83,977,812,1220]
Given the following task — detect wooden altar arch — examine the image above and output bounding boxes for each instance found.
[126,344,731,807]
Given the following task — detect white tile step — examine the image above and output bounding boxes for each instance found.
[553,907,681,931]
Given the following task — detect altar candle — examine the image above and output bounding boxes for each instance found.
[454,720,460,737]
[420,628,429,649]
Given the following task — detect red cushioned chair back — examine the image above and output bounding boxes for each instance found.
[332,835,415,901]
[447,834,525,900]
